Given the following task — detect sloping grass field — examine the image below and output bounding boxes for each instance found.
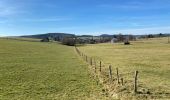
[78,37,170,99]
[0,38,108,100]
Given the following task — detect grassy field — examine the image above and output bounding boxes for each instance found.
[78,37,170,99]
[0,38,109,100]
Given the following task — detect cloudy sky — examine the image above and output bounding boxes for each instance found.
[0,0,170,36]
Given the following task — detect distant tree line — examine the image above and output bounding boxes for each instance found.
[35,33,170,46]
[40,33,137,46]
[139,33,170,39]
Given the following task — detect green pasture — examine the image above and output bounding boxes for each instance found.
[78,37,170,99]
[0,38,108,100]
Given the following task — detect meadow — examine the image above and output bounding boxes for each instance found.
[0,38,109,100]
[78,37,170,99]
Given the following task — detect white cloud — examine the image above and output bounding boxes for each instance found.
[98,0,170,10]
[97,3,141,10]
[0,2,14,17]
[0,20,7,24]
[111,26,170,34]
[20,17,71,22]
[0,0,24,17]
[77,26,170,35]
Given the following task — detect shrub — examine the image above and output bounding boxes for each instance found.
[62,37,75,46]
[41,37,49,42]
[124,41,130,45]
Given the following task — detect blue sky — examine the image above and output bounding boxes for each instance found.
[0,0,170,36]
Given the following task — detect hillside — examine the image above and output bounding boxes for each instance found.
[21,33,75,39]
[0,38,108,99]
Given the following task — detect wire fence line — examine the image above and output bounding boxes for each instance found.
[74,46,142,98]
[75,46,170,99]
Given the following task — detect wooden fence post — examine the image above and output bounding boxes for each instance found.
[99,61,101,72]
[90,58,92,65]
[86,56,87,62]
[109,65,113,82]
[134,71,139,93]
[116,68,120,84]
[94,59,96,73]
[121,78,123,86]
[84,54,85,60]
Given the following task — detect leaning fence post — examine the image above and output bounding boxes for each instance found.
[99,61,102,72]
[116,68,120,84]
[109,65,113,83]
[134,71,139,93]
